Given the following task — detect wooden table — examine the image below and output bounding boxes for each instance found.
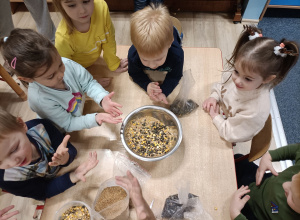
[40,46,237,220]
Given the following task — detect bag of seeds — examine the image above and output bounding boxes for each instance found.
[170,69,199,117]
[92,153,151,220]
[93,178,130,220]
[161,182,213,220]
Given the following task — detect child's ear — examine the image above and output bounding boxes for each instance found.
[263,75,276,84]
[16,117,28,132]
[17,76,34,83]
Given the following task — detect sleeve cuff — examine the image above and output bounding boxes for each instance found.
[235,213,248,220]
[212,114,224,129]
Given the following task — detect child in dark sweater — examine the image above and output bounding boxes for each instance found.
[128,4,184,104]
[0,108,98,200]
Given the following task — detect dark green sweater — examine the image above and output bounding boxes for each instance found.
[235,144,300,220]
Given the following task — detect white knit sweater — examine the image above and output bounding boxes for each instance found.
[210,72,270,143]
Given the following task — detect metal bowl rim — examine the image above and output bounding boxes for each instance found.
[120,105,182,162]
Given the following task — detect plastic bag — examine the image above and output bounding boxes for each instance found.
[170,69,199,117]
[113,152,151,186]
[92,152,151,220]
[161,181,213,220]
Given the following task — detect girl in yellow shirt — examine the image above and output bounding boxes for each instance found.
[53,0,128,87]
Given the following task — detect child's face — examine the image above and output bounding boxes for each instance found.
[23,53,66,89]
[139,46,169,70]
[61,0,94,27]
[0,121,35,169]
[232,59,274,91]
[282,173,300,214]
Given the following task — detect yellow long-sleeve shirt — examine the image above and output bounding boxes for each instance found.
[55,0,120,71]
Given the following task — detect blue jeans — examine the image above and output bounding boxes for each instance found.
[134,0,164,11]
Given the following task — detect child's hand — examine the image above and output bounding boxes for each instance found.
[115,171,156,220]
[256,151,278,186]
[149,92,168,104]
[156,93,168,104]
[202,97,218,112]
[0,205,19,220]
[114,58,128,73]
[209,104,219,119]
[101,92,123,116]
[95,113,122,125]
[49,135,70,166]
[230,185,250,220]
[70,151,99,183]
[147,82,162,97]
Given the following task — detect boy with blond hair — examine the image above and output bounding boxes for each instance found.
[128,4,184,104]
[230,144,300,219]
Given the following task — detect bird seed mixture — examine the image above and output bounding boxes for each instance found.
[125,116,178,157]
[61,205,90,220]
[95,186,128,219]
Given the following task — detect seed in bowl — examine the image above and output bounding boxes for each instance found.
[61,205,90,220]
[125,116,178,157]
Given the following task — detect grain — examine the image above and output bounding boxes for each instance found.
[61,205,90,220]
[125,116,178,157]
[95,186,128,219]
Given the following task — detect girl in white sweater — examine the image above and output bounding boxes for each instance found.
[202,25,299,143]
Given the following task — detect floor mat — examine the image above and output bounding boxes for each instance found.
[258,12,300,144]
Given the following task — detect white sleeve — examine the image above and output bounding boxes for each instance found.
[212,111,267,143]
[68,60,109,105]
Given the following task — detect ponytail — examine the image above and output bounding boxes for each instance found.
[227,25,262,69]
[273,39,299,86]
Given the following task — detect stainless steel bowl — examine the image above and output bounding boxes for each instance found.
[120,105,182,161]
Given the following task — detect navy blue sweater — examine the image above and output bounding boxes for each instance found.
[128,27,184,97]
[0,119,77,200]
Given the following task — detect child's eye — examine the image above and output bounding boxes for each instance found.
[48,74,54,79]
[83,0,90,3]
[234,70,239,75]
[67,4,76,8]
[11,146,18,154]
[245,78,252,82]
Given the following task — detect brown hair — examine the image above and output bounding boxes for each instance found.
[227,25,299,88]
[0,108,23,138]
[130,3,173,57]
[52,0,76,34]
[0,28,57,79]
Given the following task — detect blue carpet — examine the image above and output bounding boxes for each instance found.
[258,12,300,144]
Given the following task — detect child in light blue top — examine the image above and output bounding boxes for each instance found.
[0,29,122,132]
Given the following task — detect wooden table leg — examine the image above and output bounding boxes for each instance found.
[0,65,27,101]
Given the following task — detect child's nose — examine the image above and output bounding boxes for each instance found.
[79,4,86,13]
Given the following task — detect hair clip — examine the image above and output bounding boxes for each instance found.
[10,57,17,69]
[273,43,299,57]
[249,32,263,41]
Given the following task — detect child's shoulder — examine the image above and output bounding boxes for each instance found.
[168,41,184,62]
[94,0,109,11]
[26,118,55,130]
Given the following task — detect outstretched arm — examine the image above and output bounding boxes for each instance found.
[115,171,156,220]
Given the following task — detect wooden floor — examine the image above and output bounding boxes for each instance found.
[0,8,281,220]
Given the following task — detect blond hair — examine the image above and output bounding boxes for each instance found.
[52,0,76,34]
[130,4,173,57]
[0,108,23,138]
